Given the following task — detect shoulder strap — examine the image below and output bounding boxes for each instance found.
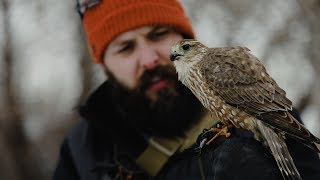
[67,119,101,180]
[136,113,217,176]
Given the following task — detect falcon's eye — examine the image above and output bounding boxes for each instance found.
[182,44,191,51]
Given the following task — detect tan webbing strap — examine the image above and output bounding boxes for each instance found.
[136,137,183,176]
[136,112,219,177]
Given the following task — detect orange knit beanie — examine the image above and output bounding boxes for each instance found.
[81,0,194,64]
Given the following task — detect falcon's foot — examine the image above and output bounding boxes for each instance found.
[205,123,233,145]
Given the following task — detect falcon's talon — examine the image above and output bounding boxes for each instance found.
[205,124,232,145]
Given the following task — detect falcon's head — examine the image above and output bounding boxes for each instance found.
[170,39,208,81]
[170,39,208,62]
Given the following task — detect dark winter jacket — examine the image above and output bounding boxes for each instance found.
[53,80,320,180]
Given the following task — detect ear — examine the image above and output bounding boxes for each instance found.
[98,62,111,77]
[99,61,109,71]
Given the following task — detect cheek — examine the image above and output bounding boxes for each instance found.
[157,43,175,63]
[158,35,183,61]
[103,55,139,89]
[164,45,174,59]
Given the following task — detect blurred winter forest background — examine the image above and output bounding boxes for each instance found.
[0,0,320,179]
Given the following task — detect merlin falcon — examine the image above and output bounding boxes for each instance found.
[170,39,320,180]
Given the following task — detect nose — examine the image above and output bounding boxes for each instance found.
[139,45,160,69]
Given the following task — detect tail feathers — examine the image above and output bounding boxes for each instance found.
[294,137,320,153]
[287,113,320,144]
[257,120,302,180]
[312,133,320,144]
[285,113,320,152]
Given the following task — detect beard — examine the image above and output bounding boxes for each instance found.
[107,64,205,138]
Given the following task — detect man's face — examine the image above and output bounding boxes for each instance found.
[101,26,204,137]
[103,26,183,102]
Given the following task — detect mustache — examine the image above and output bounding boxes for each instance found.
[137,64,177,92]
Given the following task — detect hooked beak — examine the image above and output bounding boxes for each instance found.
[170,52,182,61]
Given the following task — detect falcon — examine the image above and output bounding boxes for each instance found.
[170,39,320,180]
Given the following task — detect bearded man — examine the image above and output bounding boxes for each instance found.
[53,0,320,180]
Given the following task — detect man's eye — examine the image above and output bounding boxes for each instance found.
[118,43,133,53]
[149,29,169,40]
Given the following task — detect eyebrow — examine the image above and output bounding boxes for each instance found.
[148,26,168,35]
[110,27,169,49]
[118,40,133,46]
[112,38,133,47]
